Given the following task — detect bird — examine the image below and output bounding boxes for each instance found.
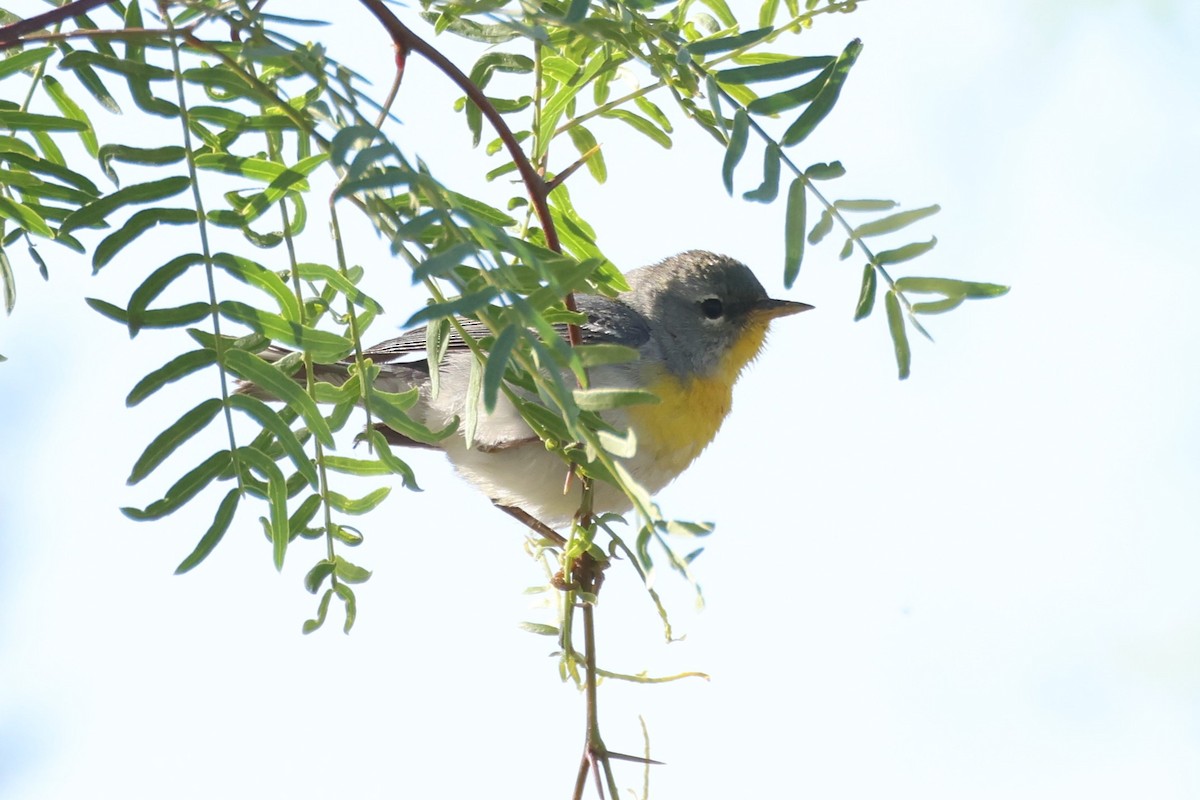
[238,250,811,527]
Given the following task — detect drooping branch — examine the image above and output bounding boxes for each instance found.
[0,0,113,48]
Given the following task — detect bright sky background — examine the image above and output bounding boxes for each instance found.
[2,1,1199,798]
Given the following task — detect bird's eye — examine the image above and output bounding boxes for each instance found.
[699,298,724,319]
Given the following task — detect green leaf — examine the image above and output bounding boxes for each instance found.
[405,288,498,327]
[686,26,774,56]
[482,324,519,413]
[783,178,806,288]
[743,143,781,203]
[327,487,391,515]
[716,55,832,85]
[304,560,336,594]
[93,208,196,272]
[228,394,319,488]
[128,398,223,485]
[334,582,357,633]
[519,622,560,636]
[235,446,290,570]
[0,47,55,80]
[874,237,938,266]
[884,290,911,380]
[98,144,186,184]
[599,109,671,149]
[894,277,1009,298]
[721,109,749,195]
[573,387,660,411]
[126,349,216,406]
[218,301,351,362]
[851,204,941,238]
[1,247,14,315]
[303,589,334,634]
[193,153,312,190]
[853,264,877,321]
[805,161,845,180]
[780,39,863,146]
[214,253,302,321]
[367,429,422,491]
[0,111,88,132]
[746,61,834,115]
[42,76,98,157]
[174,489,240,574]
[565,125,607,183]
[333,555,372,584]
[911,296,966,315]
[59,176,191,235]
[564,0,590,23]
[127,254,205,333]
[87,296,211,329]
[222,349,335,448]
[0,196,53,238]
[836,199,898,212]
[122,450,231,521]
[807,209,833,244]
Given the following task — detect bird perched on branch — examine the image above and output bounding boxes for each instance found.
[238,250,811,526]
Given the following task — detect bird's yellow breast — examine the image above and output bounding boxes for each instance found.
[626,320,769,475]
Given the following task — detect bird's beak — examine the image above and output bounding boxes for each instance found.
[752,297,814,320]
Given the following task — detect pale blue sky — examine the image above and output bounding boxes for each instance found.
[2,1,1198,798]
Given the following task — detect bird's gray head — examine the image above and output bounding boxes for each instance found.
[621,250,812,380]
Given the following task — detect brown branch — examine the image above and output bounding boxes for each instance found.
[0,0,114,49]
[354,0,584,345]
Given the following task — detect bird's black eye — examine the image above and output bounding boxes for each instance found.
[699,298,724,320]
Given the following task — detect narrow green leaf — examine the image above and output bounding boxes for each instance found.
[304,560,336,594]
[405,288,498,327]
[565,125,606,183]
[482,324,519,413]
[218,301,351,362]
[851,204,941,238]
[874,237,938,266]
[759,0,780,26]
[98,144,185,184]
[327,487,391,515]
[780,39,863,147]
[743,143,781,203]
[0,196,53,238]
[93,208,196,272]
[121,450,231,521]
[0,47,55,80]
[128,398,223,485]
[126,254,204,333]
[0,111,88,132]
[367,429,422,491]
[575,343,639,368]
[836,199,898,212]
[783,178,806,288]
[464,356,482,449]
[574,387,660,411]
[565,0,590,23]
[911,296,966,315]
[746,61,834,115]
[853,263,877,321]
[228,394,318,488]
[174,489,240,574]
[235,446,289,570]
[214,253,301,321]
[884,290,911,380]
[303,589,334,634]
[126,349,216,406]
[721,109,749,195]
[716,55,832,85]
[335,582,358,633]
[805,161,845,180]
[59,176,191,235]
[42,76,97,157]
[686,26,774,56]
[599,110,671,149]
[289,494,322,537]
[333,555,372,584]
[519,622,560,636]
[838,238,854,260]
[222,349,335,448]
[808,208,833,245]
[894,276,1009,298]
[1,247,14,315]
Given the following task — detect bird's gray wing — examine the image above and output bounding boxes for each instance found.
[358,294,651,369]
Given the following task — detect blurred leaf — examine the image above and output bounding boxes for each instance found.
[520,622,560,636]
[783,178,806,288]
[334,582,357,633]
[894,276,1009,298]
[333,555,372,584]
[0,47,55,79]
[327,487,391,515]
[574,387,660,411]
[851,204,940,238]
[836,198,897,212]
[875,236,937,266]
[911,296,966,315]
[853,263,876,321]
[302,589,334,634]
[721,109,749,195]
[746,61,833,115]
[174,489,240,574]
[42,76,98,156]
[807,208,833,245]
[884,290,910,380]
[686,26,773,57]
[0,196,53,238]
[482,324,519,413]
[0,111,88,132]
[743,143,780,203]
[599,109,671,149]
[805,161,845,180]
[304,560,336,594]
[715,55,832,84]
[780,39,862,147]
[218,301,351,362]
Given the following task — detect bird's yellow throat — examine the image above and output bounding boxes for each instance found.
[627,319,770,473]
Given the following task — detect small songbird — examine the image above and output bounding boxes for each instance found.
[240,250,811,525]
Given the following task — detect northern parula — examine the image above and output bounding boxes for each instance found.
[243,250,811,525]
